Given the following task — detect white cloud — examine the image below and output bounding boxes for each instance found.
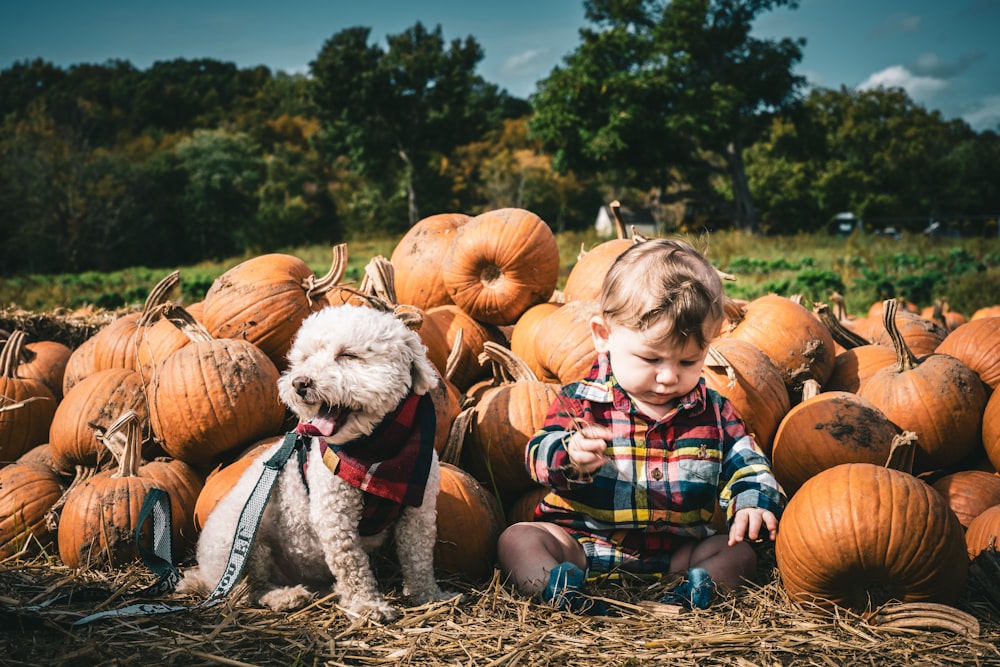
[857,65,948,100]
[501,48,549,77]
[962,95,1000,131]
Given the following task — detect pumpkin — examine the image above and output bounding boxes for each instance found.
[423,305,507,392]
[201,245,347,371]
[0,331,58,463]
[702,339,790,457]
[723,294,836,398]
[0,461,66,559]
[441,208,560,326]
[57,411,202,569]
[48,367,152,474]
[858,300,987,474]
[533,299,600,385]
[433,462,504,581]
[390,212,470,311]
[506,485,548,525]
[61,334,101,396]
[869,308,947,357]
[972,305,1000,320]
[965,504,1000,560]
[770,381,904,497]
[509,301,561,382]
[16,339,72,401]
[563,202,637,303]
[460,343,560,508]
[775,462,968,609]
[984,389,1000,472]
[935,316,1000,391]
[921,299,967,333]
[148,307,287,467]
[816,302,897,393]
[193,437,277,532]
[64,272,181,390]
[931,470,1000,529]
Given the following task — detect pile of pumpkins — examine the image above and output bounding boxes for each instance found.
[2,203,1000,614]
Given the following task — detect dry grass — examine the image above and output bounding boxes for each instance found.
[3,546,999,667]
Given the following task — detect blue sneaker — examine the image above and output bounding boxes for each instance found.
[542,562,607,615]
[660,567,714,609]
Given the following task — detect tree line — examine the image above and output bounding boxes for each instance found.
[2,0,998,277]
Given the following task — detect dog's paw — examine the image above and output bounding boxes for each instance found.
[341,597,399,623]
[258,585,314,611]
[408,586,460,606]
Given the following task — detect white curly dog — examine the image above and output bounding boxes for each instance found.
[177,304,452,621]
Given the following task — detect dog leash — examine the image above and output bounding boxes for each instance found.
[71,432,302,626]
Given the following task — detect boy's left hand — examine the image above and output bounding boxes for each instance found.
[728,507,778,547]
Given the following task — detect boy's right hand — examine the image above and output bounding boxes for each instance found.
[566,425,613,475]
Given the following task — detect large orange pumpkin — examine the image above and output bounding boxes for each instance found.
[935,316,1000,391]
[48,367,152,473]
[147,307,287,467]
[434,462,504,581]
[983,388,1000,472]
[858,300,987,473]
[201,246,346,371]
[509,301,561,382]
[723,294,836,398]
[441,208,559,326]
[390,213,470,311]
[775,462,968,609]
[533,299,600,385]
[931,470,1000,529]
[702,338,789,457]
[563,205,637,303]
[770,384,903,497]
[16,339,72,401]
[0,461,66,558]
[965,504,1000,560]
[460,343,560,509]
[58,412,202,569]
[0,331,58,463]
[423,305,506,392]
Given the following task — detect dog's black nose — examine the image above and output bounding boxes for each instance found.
[292,376,314,397]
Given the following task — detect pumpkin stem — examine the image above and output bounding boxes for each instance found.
[1,329,26,378]
[45,464,97,531]
[882,299,920,372]
[609,200,628,240]
[815,302,869,350]
[98,410,144,479]
[884,430,918,474]
[829,291,849,321]
[704,346,737,388]
[303,243,348,306]
[444,328,464,385]
[137,271,180,327]
[160,304,214,343]
[440,407,475,466]
[477,341,539,384]
[359,255,398,305]
[800,378,821,401]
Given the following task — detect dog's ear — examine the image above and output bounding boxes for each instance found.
[406,330,440,396]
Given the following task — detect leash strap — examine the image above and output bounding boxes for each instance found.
[72,432,302,626]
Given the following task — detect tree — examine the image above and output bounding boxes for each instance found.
[530,0,805,231]
[309,23,523,229]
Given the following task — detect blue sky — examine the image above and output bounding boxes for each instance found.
[2,0,998,130]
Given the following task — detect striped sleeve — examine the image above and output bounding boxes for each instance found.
[715,399,786,523]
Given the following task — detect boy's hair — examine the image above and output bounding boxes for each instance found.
[598,238,724,348]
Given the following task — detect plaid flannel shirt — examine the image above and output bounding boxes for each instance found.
[527,353,785,539]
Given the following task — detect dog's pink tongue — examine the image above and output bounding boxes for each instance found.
[297,406,341,437]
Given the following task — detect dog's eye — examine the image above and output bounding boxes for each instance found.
[335,350,359,361]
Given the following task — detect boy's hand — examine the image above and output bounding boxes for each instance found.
[728,507,778,546]
[565,425,613,475]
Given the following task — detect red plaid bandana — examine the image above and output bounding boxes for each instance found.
[296,392,436,535]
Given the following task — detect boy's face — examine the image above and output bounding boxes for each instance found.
[590,316,713,420]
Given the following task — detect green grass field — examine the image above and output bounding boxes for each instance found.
[2,229,999,320]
